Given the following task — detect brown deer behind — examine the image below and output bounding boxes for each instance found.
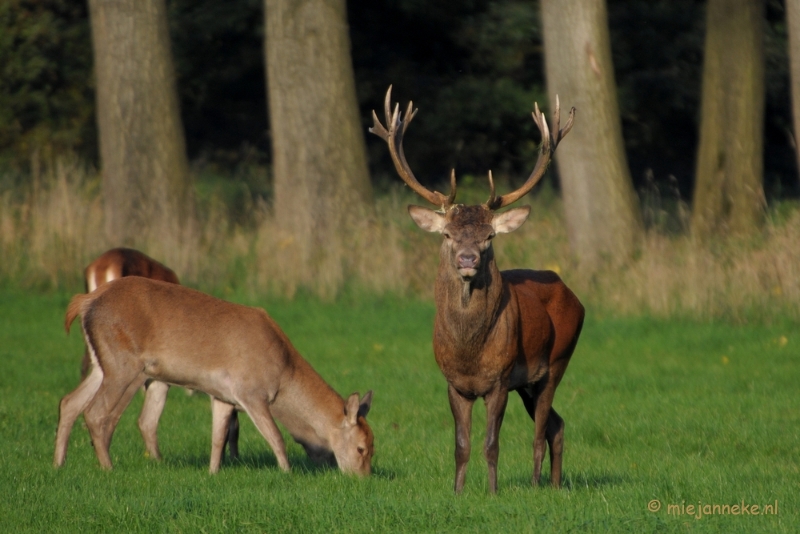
[371,87,584,493]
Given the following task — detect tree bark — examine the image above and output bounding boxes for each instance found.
[787,0,800,186]
[540,0,642,267]
[88,0,192,245]
[691,0,765,239]
[264,0,372,292]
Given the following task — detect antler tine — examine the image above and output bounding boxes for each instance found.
[551,95,576,148]
[446,169,457,206]
[486,170,497,207]
[369,86,455,209]
[385,85,396,134]
[487,97,574,211]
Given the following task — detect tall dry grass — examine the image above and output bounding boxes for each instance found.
[1,156,798,321]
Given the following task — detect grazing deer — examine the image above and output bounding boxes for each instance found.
[54,276,374,475]
[370,87,584,493]
[82,248,240,462]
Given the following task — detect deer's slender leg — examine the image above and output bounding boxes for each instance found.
[448,384,475,493]
[80,348,92,380]
[138,380,170,460]
[483,387,509,494]
[83,370,148,469]
[530,383,556,485]
[210,398,237,473]
[546,407,565,487]
[239,399,290,472]
[54,363,104,467]
[225,411,240,460]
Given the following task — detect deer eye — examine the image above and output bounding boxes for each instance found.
[487,232,496,240]
[443,231,452,240]
[357,447,366,455]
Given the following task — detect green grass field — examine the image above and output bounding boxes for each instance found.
[1,289,797,532]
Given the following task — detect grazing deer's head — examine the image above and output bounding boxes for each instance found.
[330,391,374,476]
[370,86,574,286]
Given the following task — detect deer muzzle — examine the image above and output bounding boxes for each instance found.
[457,252,479,279]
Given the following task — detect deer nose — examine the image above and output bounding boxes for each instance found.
[457,253,479,269]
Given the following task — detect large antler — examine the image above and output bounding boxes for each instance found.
[485,96,575,210]
[370,86,456,210]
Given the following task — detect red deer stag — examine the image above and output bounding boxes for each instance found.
[82,248,240,462]
[54,276,375,476]
[370,86,584,493]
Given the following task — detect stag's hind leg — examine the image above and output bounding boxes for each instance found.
[54,363,104,467]
[546,407,565,487]
[518,384,559,486]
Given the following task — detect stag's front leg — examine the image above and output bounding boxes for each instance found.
[448,384,475,493]
[483,387,509,494]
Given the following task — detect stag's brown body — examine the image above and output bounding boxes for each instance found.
[435,266,582,400]
[54,277,374,475]
[430,206,584,493]
[371,86,583,493]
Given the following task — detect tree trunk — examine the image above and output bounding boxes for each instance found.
[540,0,642,267]
[88,0,192,245]
[787,0,800,185]
[264,0,372,294]
[691,0,765,239]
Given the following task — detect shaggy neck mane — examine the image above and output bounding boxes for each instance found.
[435,246,504,355]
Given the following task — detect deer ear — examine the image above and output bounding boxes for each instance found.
[408,205,446,233]
[492,206,531,234]
[345,392,361,425]
[358,390,373,419]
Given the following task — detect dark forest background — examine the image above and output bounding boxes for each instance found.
[2,0,796,201]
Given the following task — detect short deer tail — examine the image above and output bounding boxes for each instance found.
[65,293,93,333]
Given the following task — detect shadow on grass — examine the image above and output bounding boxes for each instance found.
[163,451,398,480]
[505,470,626,491]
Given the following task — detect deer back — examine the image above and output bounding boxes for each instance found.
[503,270,585,385]
[85,248,179,292]
[72,277,298,402]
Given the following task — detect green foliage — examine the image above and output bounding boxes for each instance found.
[2,291,798,532]
[167,0,268,163]
[351,0,547,184]
[1,0,797,198]
[0,0,95,168]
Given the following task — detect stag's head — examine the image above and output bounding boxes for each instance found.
[370,86,574,283]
